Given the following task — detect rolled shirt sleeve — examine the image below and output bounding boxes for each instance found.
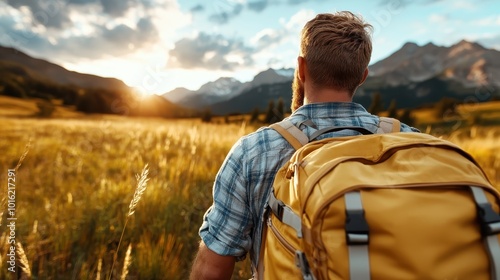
[199,138,253,260]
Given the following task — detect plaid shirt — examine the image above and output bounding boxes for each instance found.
[198,102,419,272]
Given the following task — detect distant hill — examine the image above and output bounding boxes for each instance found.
[0,45,192,118]
[164,40,500,115]
[0,46,130,92]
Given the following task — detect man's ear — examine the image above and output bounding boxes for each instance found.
[297,56,306,82]
[359,68,369,85]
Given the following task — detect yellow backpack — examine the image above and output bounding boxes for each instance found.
[258,119,500,280]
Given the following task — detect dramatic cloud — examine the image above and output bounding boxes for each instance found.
[100,0,134,16]
[101,17,158,47]
[168,32,254,70]
[0,9,159,61]
[0,0,189,65]
[3,0,162,29]
[5,0,70,29]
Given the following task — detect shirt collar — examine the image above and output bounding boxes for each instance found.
[291,102,369,119]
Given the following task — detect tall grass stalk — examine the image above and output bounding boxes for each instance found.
[16,242,32,279]
[108,164,149,280]
[96,258,102,280]
[120,244,132,280]
[0,139,30,227]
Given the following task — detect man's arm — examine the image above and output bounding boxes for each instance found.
[190,241,236,280]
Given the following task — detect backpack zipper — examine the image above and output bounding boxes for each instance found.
[267,217,296,257]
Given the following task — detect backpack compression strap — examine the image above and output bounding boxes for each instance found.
[345,191,371,280]
[470,186,500,280]
[345,186,500,280]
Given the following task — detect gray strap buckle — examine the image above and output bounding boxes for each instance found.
[268,191,303,238]
[295,251,315,280]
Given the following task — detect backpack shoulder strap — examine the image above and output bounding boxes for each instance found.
[377,117,401,133]
[271,117,400,149]
[270,120,309,150]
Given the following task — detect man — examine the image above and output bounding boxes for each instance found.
[190,11,419,279]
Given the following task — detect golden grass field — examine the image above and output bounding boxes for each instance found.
[0,96,499,279]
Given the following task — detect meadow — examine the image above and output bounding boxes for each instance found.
[0,114,257,279]
[0,96,499,279]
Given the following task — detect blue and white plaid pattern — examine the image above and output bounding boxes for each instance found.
[199,102,419,270]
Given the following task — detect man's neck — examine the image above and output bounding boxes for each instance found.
[303,87,353,105]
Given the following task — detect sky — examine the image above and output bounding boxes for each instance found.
[1,0,500,95]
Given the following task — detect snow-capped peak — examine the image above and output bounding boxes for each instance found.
[197,77,242,97]
[275,68,295,78]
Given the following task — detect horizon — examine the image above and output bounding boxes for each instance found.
[1,0,499,95]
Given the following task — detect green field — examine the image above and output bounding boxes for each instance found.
[0,96,499,279]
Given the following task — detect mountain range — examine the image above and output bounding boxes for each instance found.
[162,40,500,115]
[162,68,295,110]
[0,40,499,117]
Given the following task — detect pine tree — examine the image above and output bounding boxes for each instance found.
[265,100,276,124]
[368,92,384,115]
[276,97,285,120]
[201,108,212,123]
[399,109,415,127]
[434,97,458,120]
[250,107,261,123]
[387,99,398,118]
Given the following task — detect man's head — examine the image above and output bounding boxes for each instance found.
[291,11,373,111]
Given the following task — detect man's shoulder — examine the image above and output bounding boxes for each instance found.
[237,125,291,153]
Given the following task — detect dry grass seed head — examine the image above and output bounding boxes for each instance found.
[16,242,32,279]
[128,164,149,216]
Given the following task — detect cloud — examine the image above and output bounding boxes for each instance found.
[208,2,244,24]
[5,0,70,29]
[102,17,158,46]
[207,0,315,23]
[287,0,308,4]
[0,0,191,64]
[247,0,269,12]
[253,28,287,50]
[100,0,133,16]
[479,35,500,50]
[3,0,161,30]
[251,8,313,49]
[190,4,204,13]
[473,15,500,27]
[168,32,254,70]
[0,9,159,61]
[65,17,158,57]
[249,9,313,67]
[429,14,449,23]
[376,0,445,8]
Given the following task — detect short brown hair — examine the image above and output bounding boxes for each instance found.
[300,12,373,95]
